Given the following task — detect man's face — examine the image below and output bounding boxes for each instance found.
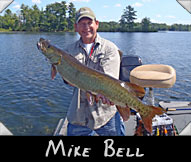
[75,17,99,44]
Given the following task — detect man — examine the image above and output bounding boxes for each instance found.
[64,7,125,136]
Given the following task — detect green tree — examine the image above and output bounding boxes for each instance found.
[98,22,111,32]
[0,16,3,28]
[20,4,31,31]
[30,4,41,31]
[2,9,18,30]
[1,0,191,32]
[12,13,20,31]
[141,17,151,32]
[43,3,58,32]
[119,13,126,31]
[67,2,76,31]
[59,1,68,31]
[42,1,68,32]
[170,24,179,31]
[120,5,137,31]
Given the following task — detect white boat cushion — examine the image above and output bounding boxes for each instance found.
[130,64,176,88]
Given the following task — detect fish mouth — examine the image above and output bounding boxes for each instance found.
[37,41,46,53]
[37,41,55,62]
[37,41,44,51]
[37,42,41,50]
[37,38,47,51]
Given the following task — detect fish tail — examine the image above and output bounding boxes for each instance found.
[141,106,166,133]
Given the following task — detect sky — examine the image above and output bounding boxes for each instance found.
[1,0,191,25]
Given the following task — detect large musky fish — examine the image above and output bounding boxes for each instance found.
[37,38,166,133]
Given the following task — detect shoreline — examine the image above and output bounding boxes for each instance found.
[1,30,191,34]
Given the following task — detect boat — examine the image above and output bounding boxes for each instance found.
[53,55,191,136]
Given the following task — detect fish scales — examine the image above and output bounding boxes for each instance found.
[37,38,166,133]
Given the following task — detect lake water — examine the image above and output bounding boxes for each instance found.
[0,32,191,135]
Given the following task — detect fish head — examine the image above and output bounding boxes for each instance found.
[37,38,62,64]
[37,38,50,53]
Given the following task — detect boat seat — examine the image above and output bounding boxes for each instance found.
[129,64,176,88]
[119,55,142,82]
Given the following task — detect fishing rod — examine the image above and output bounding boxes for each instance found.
[159,101,191,111]
[166,107,191,111]
[166,107,191,115]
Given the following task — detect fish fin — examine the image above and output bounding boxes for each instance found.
[141,106,166,133]
[122,82,145,99]
[51,64,57,80]
[135,120,144,136]
[116,105,131,121]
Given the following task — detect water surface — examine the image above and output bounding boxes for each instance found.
[0,32,190,135]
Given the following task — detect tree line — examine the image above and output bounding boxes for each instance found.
[0,1,191,32]
[0,1,76,32]
[99,5,191,32]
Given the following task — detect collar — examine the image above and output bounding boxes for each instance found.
[77,33,101,48]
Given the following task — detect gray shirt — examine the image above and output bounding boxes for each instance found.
[65,34,121,130]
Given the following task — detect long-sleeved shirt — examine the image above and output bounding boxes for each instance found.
[64,34,121,129]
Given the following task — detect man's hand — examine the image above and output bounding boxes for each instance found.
[86,92,114,106]
[95,94,114,105]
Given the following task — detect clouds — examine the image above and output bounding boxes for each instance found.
[99,0,179,24]
[32,0,41,4]
[156,14,176,19]
[12,4,20,9]
[150,14,177,25]
[165,15,176,19]
[7,0,191,25]
[132,2,143,8]
[101,0,152,9]
[102,3,122,9]
[142,0,153,2]
[155,14,176,20]
[12,1,20,9]
[132,0,153,8]
[69,0,91,2]
[12,0,41,10]
[115,4,121,8]
[130,0,179,25]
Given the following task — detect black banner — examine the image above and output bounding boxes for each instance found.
[0,136,188,161]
